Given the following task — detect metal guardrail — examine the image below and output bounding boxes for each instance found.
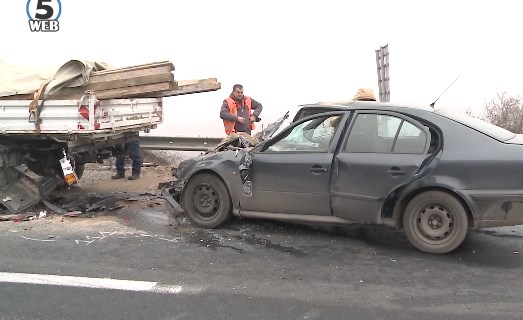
[139,136,222,151]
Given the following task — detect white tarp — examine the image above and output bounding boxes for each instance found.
[0,59,113,98]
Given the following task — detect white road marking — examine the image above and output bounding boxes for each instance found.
[19,236,56,242]
[0,272,186,294]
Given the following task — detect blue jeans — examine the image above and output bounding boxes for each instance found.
[115,140,142,175]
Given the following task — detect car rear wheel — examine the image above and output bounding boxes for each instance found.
[181,174,232,228]
[403,191,468,254]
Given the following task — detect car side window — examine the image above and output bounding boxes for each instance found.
[345,113,427,154]
[265,115,338,152]
[393,121,427,153]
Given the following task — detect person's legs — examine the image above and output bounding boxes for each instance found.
[127,141,142,180]
[112,154,126,179]
[112,143,127,179]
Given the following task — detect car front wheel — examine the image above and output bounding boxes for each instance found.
[181,174,232,228]
[403,191,468,254]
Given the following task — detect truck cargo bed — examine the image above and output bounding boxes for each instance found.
[0,94,163,134]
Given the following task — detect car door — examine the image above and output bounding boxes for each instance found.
[240,113,344,215]
[331,111,430,223]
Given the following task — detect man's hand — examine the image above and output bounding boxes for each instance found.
[249,115,257,123]
[237,116,245,123]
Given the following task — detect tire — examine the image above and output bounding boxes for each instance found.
[403,191,468,254]
[181,174,232,228]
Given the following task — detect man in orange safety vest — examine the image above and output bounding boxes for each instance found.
[220,84,263,135]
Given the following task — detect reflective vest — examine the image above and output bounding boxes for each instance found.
[223,97,255,135]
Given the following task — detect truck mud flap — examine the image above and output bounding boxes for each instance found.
[0,165,61,214]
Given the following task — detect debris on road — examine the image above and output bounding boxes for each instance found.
[162,188,185,227]
[63,211,81,218]
[85,195,118,213]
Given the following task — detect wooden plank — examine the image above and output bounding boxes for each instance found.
[148,79,221,97]
[90,72,176,91]
[91,65,173,82]
[176,78,218,86]
[0,79,218,100]
[0,63,222,101]
[176,80,199,86]
[0,93,33,100]
[52,69,176,95]
[0,67,176,100]
[93,61,174,75]
[56,82,174,100]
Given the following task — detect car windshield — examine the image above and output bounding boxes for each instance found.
[435,108,516,141]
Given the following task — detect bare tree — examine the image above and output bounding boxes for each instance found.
[464,107,475,117]
[483,92,523,134]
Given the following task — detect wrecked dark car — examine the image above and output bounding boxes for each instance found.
[166,100,523,254]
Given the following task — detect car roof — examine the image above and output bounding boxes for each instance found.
[296,101,517,142]
[298,100,436,113]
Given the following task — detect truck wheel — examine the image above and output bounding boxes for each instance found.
[403,191,468,254]
[181,174,232,228]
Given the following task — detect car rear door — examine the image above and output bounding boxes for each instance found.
[331,111,430,223]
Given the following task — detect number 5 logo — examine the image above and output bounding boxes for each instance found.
[26,0,62,20]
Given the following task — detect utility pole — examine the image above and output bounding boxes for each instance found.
[375,44,390,102]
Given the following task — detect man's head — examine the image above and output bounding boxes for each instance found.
[353,88,376,101]
[231,84,244,101]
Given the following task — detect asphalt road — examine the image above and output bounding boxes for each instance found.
[0,205,522,320]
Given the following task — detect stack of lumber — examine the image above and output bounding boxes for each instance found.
[149,78,221,98]
[0,60,221,100]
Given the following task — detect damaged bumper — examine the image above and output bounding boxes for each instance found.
[162,179,186,226]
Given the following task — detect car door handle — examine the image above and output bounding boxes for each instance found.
[310,165,327,174]
[387,167,405,176]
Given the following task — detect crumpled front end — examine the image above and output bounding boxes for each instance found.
[162,145,257,225]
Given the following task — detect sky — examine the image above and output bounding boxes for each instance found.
[1,0,522,137]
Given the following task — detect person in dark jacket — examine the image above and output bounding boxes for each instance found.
[220,84,263,135]
[111,137,142,180]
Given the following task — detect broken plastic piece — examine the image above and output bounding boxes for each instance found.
[161,188,184,226]
[64,211,81,217]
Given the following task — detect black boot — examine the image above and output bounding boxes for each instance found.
[128,173,140,180]
[111,172,125,179]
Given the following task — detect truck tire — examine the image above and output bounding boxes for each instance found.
[181,173,232,228]
[403,191,468,254]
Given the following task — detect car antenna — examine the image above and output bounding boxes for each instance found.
[430,74,462,109]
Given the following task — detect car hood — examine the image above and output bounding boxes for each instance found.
[174,149,247,180]
[173,112,290,179]
[210,111,290,153]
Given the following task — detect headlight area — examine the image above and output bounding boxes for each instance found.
[173,179,187,195]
